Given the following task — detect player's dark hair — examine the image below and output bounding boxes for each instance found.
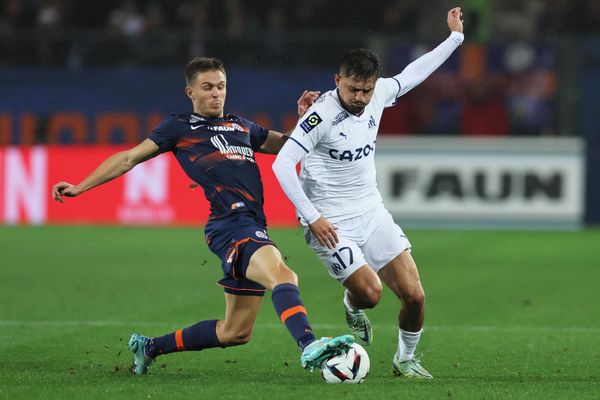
[339,49,381,81]
[185,57,226,85]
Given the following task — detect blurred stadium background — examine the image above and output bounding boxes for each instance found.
[0,0,599,228]
[1,1,599,398]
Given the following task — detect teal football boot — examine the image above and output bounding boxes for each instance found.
[300,334,354,371]
[128,333,155,375]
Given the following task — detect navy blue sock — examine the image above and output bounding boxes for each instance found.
[144,319,222,358]
[271,283,316,350]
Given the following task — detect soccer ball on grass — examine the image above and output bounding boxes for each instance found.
[321,343,370,384]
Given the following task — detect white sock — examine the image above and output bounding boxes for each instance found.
[343,289,359,312]
[396,328,422,362]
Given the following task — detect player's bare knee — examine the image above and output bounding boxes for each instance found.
[274,261,298,286]
[403,286,425,311]
[284,266,298,286]
[359,283,382,309]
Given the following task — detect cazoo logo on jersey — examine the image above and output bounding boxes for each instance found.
[210,134,255,162]
[328,141,376,162]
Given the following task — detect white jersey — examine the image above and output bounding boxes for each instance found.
[273,31,464,225]
[288,79,400,223]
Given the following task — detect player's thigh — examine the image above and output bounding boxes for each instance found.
[378,250,424,301]
[306,230,369,284]
[361,208,412,274]
[246,244,296,290]
[219,292,264,340]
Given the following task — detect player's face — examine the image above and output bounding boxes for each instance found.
[335,74,376,115]
[186,69,227,118]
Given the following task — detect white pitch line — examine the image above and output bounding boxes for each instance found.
[0,320,599,333]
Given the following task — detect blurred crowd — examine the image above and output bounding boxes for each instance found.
[2,0,600,37]
[1,0,599,57]
[1,0,599,67]
[1,0,597,138]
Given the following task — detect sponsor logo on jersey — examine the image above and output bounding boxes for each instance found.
[332,111,349,126]
[210,134,255,162]
[300,112,323,134]
[328,141,376,162]
[255,230,269,239]
[205,125,236,132]
[192,122,248,133]
[339,132,347,139]
[368,115,377,129]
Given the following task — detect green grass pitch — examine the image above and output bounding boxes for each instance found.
[1,226,599,399]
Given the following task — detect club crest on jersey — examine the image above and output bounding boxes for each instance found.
[231,201,246,210]
[368,115,377,129]
[300,112,323,134]
[255,230,269,239]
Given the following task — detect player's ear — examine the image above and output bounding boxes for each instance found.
[334,74,341,87]
[185,86,195,101]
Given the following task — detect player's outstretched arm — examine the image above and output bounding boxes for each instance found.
[52,139,160,203]
[259,90,320,154]
[393,7,464,97]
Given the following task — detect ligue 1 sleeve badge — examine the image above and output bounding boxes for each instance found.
[300,112,323,134]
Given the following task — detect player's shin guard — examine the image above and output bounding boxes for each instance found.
[271,283,316,350]
[145,319,223,357]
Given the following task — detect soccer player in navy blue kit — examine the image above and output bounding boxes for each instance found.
[51,57,353,376]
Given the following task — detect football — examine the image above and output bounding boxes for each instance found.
[321,343,370,384]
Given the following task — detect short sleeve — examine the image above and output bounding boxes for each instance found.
[376,77,402,108]
[149,116,181,153]
[288,109,328,153]
[241,117,269,151]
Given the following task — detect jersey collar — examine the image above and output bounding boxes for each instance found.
[334,89,368,120]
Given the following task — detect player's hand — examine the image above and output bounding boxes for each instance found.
[297,90,321,117]
[309,216,339,249]
[447,7,463,33]
[52,181,81,203]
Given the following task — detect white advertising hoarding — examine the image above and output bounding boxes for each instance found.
[376,137,584,229]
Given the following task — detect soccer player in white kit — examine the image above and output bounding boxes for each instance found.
[273,8,464,379]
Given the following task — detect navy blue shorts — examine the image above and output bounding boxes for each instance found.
[205,214,275,297]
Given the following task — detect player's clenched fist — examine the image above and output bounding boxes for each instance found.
[447,7,463,33]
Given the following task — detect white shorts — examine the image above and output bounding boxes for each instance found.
[304,206,411,283]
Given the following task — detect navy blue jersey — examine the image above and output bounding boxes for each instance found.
[149,112,269,223]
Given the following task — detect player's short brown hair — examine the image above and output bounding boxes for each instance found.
[185,57,226,85]
[339,49,381,82]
